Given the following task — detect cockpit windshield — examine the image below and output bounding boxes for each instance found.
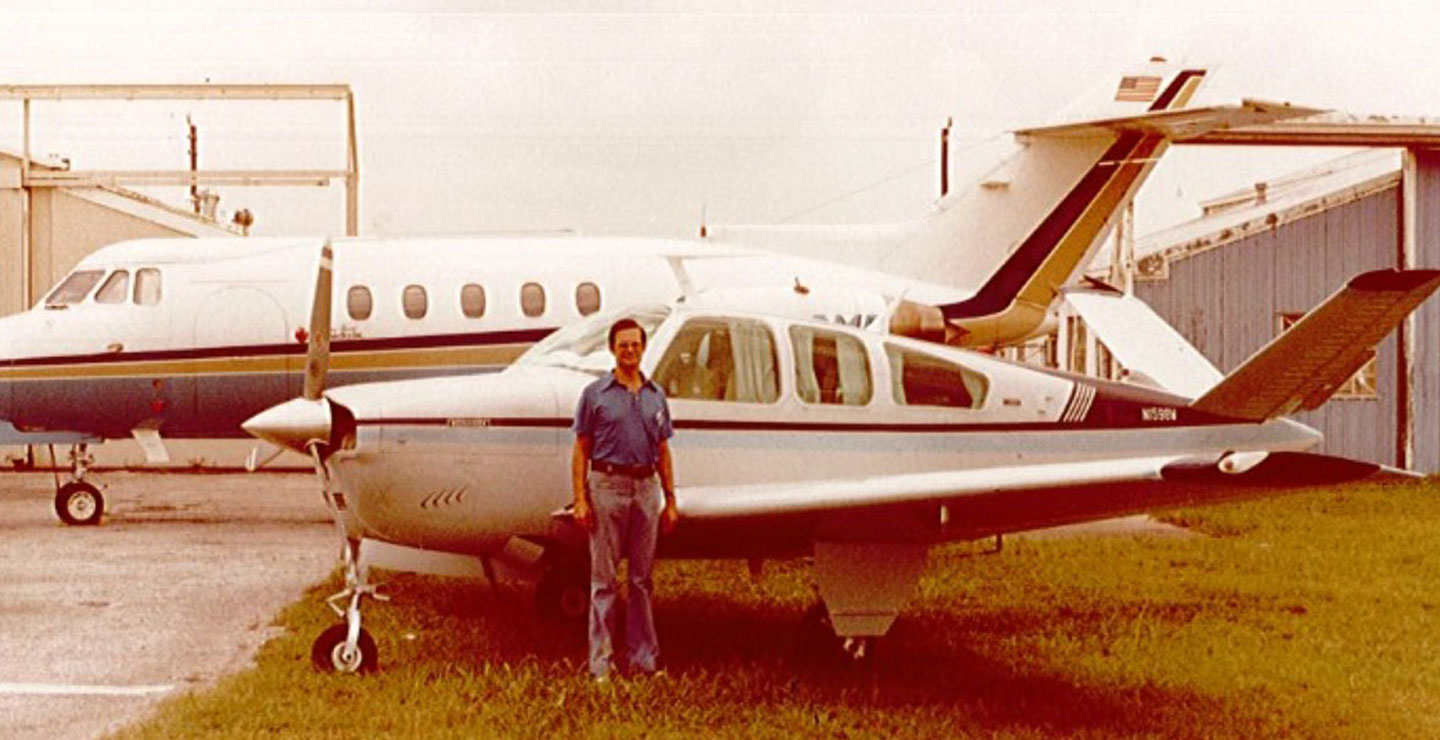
[43,270,105,308]
[516,304,672,375]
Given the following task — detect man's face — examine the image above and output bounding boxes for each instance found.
[611,327,645,372]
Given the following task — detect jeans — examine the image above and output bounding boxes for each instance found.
[587,470,662,678]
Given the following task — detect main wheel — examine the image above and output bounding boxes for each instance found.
[310,623,378,674]
[55,482,104,526]
[536,566,589,624]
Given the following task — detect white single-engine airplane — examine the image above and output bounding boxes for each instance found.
[0,61,1319,525]
[245,242,1440,673]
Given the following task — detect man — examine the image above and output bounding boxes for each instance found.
[571,318,679,681]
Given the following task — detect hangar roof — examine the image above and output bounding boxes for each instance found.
[1135,149,1401,266]
[0,147,237,237]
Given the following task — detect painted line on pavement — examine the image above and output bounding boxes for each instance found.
[0,682,174,697]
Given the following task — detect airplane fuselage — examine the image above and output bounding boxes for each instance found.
[308,306,1321,560]
[0,236,956,444]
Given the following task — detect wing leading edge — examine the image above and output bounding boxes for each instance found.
[667,451,1387,551]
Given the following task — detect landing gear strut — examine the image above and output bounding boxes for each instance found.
[311,538,385,674]
[50,444,103,526]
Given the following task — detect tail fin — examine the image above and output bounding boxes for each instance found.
[1190,269,1440,421]
[706,61,1321,347]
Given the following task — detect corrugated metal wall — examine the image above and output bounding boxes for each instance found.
[1411,150,1440,472]
[1135,185,1403,467]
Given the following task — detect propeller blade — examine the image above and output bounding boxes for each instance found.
[303,240,334,402]
[244,443,286,472]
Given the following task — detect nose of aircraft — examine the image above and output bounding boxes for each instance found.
[242,397,333,453]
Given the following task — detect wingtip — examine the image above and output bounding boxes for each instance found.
[1347,268,1440,293]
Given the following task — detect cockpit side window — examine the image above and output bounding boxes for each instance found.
[653,317,779,403]
[885,344,988,409]
[133,268,162,306]
[94,270,130,304]
[790,326,872,406]
[43,269,105,307]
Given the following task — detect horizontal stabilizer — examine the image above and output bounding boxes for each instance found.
[1191,269,1440,421]
[1062,287,1222,398]
[1014,99,1326,141]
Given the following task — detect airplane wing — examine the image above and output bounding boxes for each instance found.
[0,421,99,445]
[1191,269,1440,420]
[671,451,1385,545]
[1013,99,1327,141]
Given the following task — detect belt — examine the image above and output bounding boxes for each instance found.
[591,459,656,478]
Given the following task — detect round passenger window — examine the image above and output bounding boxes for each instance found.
[347,286,373,320]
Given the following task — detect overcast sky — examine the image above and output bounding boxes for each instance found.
[1,0,1436,239]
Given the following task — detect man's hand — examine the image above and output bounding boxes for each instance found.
[660,498,679,535]
[573,497,595,532]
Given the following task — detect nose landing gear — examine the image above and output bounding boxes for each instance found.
[50,444,104,526]
[311,538,386,674]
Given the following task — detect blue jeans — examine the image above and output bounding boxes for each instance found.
[587,470,662,678]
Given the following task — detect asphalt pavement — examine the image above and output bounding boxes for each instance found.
[0,471,334,740]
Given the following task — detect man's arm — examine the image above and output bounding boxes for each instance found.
[572,435,594,531]
[657,439,679,534]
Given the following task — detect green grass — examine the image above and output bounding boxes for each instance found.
[112,479,1440,739]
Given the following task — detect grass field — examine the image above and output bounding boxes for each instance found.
[113,479,1440,739]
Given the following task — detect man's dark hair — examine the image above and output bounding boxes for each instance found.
[608,318,647,349]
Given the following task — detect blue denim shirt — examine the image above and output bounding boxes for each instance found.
[573,372,674,466]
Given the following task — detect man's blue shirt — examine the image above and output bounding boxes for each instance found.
[573,372,674,466]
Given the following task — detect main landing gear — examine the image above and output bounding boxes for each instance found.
[311,538,385,674]
[50,444,104,526]
[798,602,878,665]
[536,558,589,624]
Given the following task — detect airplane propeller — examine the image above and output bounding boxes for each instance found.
[241,240,335,456]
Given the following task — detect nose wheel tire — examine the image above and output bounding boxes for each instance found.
[54,482,104,526]
[311,623,378,674]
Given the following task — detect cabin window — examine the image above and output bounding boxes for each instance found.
[521,282,546,317]
[575,282,601,316]
[94,270,130,304]
[654,317,779,403]
[43,269,104,306]
[403,285,428,320]
[461,283,486,319]
[347,286,373,320]
[790,326,871,406]
[133,268,162,306]
[886,344,987,409]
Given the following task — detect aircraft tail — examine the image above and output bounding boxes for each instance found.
[706,61,1324,348]
[1190,269,1440,421]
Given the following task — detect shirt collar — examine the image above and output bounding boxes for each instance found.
[602,370,657,393]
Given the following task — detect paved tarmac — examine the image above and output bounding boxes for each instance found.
[0,471,333,740]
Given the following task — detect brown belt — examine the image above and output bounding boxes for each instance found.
[591,460,656,478]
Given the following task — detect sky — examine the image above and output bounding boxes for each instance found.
[1,0,1437,240]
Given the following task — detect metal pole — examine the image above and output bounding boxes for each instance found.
[940,117,951,198]
[1398,148,1418,470]
[20,98,31,309]
[345,91,359,236]
[187,115,199,214]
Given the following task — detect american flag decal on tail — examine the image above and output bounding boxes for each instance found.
[1115,75,1162,102]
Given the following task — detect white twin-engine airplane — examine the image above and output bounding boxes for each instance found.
[246,242,1439,673]
[0,62,1319,525]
